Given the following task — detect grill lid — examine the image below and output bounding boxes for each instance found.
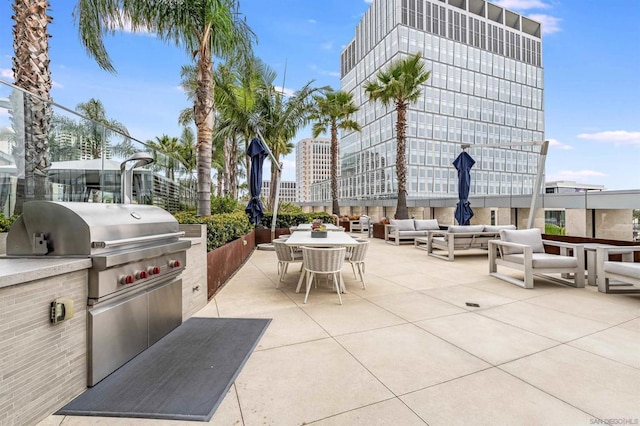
[7,201,182,256]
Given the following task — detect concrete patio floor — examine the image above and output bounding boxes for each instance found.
[42,236,640,425]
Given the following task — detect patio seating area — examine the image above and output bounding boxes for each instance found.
[43,236,639,425]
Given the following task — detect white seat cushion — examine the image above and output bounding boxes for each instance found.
[483,225,516,233]
[503,253,578,269]
[604,261,640,279]
[397,231,427,237]
[448,225,485,233]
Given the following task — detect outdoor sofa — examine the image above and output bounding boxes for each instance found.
[420,224,516,261]
[384,219,441,245]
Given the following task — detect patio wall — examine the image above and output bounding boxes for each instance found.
[180,225,208,321]
[0,269,89,426]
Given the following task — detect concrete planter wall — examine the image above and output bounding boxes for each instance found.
[207,231,255,299]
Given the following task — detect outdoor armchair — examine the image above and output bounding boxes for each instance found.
[273,240,303,286]
[350,215,370,234]
[595,246,640,294]
[489,228,585,289]
[345,240,369,289]
[297,247,346,305]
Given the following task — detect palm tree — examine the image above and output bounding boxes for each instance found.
[177,127,197,176]
[310,90,360,216]
[214,56,275,199]
[364,53,430,219]
[146,134,181,180]
[255,82,319,210]
[76,0,255,216]
[75,98,129,159]
[11,0,54,207]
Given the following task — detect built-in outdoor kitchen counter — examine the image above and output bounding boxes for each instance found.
[0,204,207,426]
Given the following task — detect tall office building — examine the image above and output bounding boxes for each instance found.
[295,137,332,202]
[339,0,544,200]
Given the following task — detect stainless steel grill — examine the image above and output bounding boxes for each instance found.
[7,201,191,386]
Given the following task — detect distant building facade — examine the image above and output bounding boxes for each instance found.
[545,180,605,194]
[295,137,332,202]
[339,0,544,201]
[261,180,297,204]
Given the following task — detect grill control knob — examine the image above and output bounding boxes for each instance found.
[135,270,149,280]
[147,266,161,275]
[169,260,181,268]
[119,275,135,285]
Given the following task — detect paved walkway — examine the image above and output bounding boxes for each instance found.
[43,237,640,425]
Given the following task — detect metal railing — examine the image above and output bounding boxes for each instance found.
[0,79,196,216]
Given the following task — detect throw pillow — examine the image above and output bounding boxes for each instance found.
[414,219,439,231]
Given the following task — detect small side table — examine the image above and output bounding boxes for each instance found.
[584,243,633,286]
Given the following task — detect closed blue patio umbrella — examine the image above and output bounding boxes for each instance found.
[453,151,476,225]
[245,137,269,225]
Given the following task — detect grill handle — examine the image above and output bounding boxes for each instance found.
[91,231,186,249]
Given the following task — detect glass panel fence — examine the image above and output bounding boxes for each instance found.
[0,80,196,216]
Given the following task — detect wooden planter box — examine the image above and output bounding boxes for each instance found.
[339,220,351,232]
[254,228,291,244]
[207,231,256,299]
[372,223,386,239]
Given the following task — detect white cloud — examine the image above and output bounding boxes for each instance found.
[364,0,373,3]
[308,19,317,24]
[0,68,13,79]
[274,86,296,97]
[52,80,63,89]
[548,138,572,150]
[106,10,153,35]
[492,0,550,10]
[578,130,640,146]
[527,14,562,34]
[308,64,340,78]
[321,42,333,50]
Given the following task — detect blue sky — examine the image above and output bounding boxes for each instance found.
[1,0,639,190]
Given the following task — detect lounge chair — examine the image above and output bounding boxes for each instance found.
[595,246,640,294]
[489,228,585,289]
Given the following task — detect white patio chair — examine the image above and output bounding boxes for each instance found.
[297,247,346,304]
[596,246,640,294]
[345,240,369,289]
[273,240,302,287]
[350,215,370,234]
[488,228,585,289]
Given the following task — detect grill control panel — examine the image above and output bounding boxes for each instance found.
[89,251,187,301]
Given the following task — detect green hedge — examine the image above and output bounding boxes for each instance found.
[259,212,335,229]
[173,211,252,252]
[0,214,18,233]
[545,223,566,235]
[173,210,336,252]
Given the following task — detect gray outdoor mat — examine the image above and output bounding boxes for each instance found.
[57,317,270,422]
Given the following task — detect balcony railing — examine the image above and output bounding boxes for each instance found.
[0,79,196,216]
